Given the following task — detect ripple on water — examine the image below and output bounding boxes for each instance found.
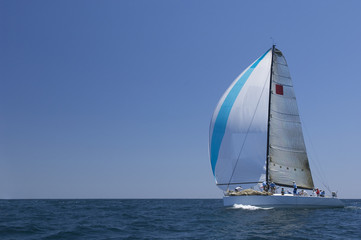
[0,199,360,239]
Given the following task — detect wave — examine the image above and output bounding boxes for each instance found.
[232,204,273,210]
[345,206,361,210]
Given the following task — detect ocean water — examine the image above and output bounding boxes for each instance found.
[0,199,360,239]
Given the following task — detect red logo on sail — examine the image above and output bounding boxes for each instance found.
[276,84,284,95]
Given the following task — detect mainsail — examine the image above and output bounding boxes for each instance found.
[268,48,314,189]
[209,46,314,190]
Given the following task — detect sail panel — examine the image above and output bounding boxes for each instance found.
[268,48,314,189]
[274,54,287,65]
[272,75,292,86]
[209,49,272,189]
[273,63,290,78]
[270,110,301,123]
[271,94,299,116]
[269,118,306,150]
[270,147,309,169]
[269,162,314,189]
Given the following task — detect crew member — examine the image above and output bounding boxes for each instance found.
[262,181,269,192]
[293,181,297,195]
[270,182,276,194]
[235,186,242,192]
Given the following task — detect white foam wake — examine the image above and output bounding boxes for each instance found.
[345,206,361,210]
[232,204,273,210]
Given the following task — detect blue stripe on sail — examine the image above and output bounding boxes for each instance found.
[210,49,270,175]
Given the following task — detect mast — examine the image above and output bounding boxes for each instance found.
[265,45,275,184]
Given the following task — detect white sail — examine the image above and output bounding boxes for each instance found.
[268,48,314,189]
[209,49,272,189]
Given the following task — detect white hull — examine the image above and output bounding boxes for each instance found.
[223,194,344,208]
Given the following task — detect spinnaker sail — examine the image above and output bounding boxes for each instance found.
[209,49,272,189]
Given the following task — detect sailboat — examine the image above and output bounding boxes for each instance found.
[209,46,344,208]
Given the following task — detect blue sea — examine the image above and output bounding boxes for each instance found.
[0,199,360,239]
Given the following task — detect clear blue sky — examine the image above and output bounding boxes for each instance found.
[1,1,360,199]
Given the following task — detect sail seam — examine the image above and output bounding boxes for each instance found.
[271,109,299,116]
[272,81,293,87]
[271,116,301,123]
[273,74,291,79]
[273,62,288,66]
[271,93,296,100]
[270,145,306,153]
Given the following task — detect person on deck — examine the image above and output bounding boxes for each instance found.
[316,188,320,197]
[235,186,242,192]
[270,182,276,194]
[293,181,297,195]
[262,181,269,192]
[281,188,285,195]
[320,190,325,197]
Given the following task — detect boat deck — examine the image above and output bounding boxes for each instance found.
[223,194,344,208]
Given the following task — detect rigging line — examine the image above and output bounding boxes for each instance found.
[226,67,271,190]
[302,122,324,178]
[302,118,332,194]
[304,125,329,190]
